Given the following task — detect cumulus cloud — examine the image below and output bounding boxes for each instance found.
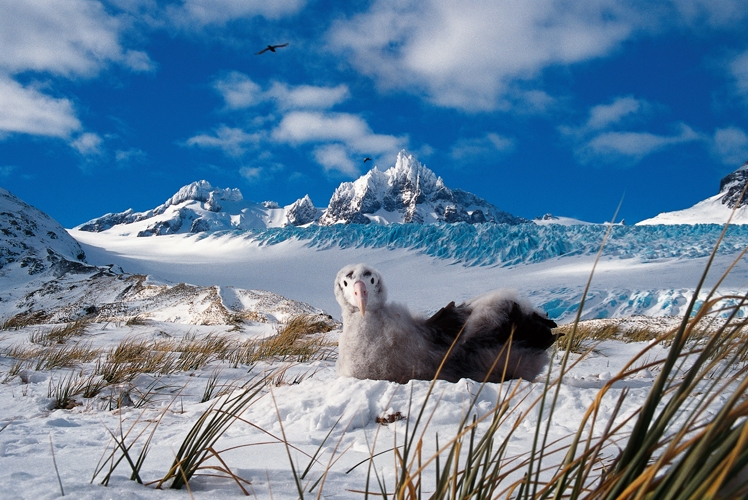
[712,126,748,166]
[185,125,262,157]
[0,0,155,144]
[559,96,651,139]
[450,133,515,162]
[205,74,407,177]
[167,0,306,28]
[0,76,81,138]
[239,166,263,181]
[0,0,139,78]
[327,0,748,113]
[327,0,640,112]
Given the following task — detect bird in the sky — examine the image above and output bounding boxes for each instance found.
[364,157,372,163]
[256,43,289,55]
[334,264,558,384]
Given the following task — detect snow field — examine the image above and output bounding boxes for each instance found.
[0,312,743,499]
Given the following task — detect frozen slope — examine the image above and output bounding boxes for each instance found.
[638,161,748,225]
[70,224,748,324]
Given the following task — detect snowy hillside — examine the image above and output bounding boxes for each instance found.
[319,151,525,225]
[1,187,90,282]
[1,188,327,326]
[638,161,748,225]
[76,180,320,236]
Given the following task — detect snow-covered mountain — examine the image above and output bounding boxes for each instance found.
[637,162,748,225]
[76,151,525,236]
[319,151,526,225]
[76,180,320,236]
[1,187,90,280]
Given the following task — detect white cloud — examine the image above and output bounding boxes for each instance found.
[267,82,350,110]
[115,148,148,165]
[122,50,157,73]
[0,0,126,78]
[729,49,748,101]
[313,143,359,176]
[70,132,104,155]
[712,126,748,166]
[239,166,263,181]
[0,76,81,138]
[670,0,748,27]
[579,123,701,163]
[327,1,748,113]
[185,125,262,157]
[585,96,647,131]
[272,111,406,154]
[213,72,350,111]
[450,133,515,161]
[168,0,306,28]
[327,0,640,112]
[207,75,404,176]
[213,72,265,110]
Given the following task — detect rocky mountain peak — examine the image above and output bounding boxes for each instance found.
[318,150,525,225]
[718,161,748,209]
[285,195,321,226]
[164,180,244,212]
[0,188,89,277]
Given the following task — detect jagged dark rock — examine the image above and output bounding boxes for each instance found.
[718,162,748,209]
[285,195,321,226]
[1,188,88,276]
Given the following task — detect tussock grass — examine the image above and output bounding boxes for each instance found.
[253,314,336,362]
[29,318,91,346]
[48,370,86,410]
[0,311,46,330]
[157,375,268,491]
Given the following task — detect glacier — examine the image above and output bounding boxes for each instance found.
[184,222,748,268]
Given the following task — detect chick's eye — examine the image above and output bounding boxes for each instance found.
[371,278,375,284]
[343,280,348,287]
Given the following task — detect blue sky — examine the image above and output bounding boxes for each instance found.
[2,0,748,227]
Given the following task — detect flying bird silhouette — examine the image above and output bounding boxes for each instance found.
[364,157,372,163]
[256,43,289,55]
[334,264,559,384]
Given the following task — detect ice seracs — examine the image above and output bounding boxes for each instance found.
[334,263,558,383]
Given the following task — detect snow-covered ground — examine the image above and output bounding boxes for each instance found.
[1,219,747,498]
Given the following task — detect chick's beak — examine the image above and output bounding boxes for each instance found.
[353,280,368,317]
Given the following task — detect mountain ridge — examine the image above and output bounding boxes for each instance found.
[76,150,526,236]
